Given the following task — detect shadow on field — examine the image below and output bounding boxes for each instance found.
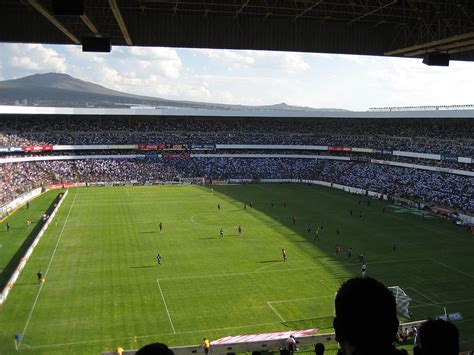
[258,260,280,263]
[0,192,62,291]
[130,265,155,269]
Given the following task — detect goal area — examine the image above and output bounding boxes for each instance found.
[178,177,205,185]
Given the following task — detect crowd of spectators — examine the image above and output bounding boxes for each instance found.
[2,157,472,212]
[1,116,472,155]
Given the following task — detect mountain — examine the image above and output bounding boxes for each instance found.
[0,73,347,111]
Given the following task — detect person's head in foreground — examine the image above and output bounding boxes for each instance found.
[415,319,459,355]
[333,277,402,355]
[136,342,175,355]
[314,342,325,355]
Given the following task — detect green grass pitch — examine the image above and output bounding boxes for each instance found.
[0,184,473,354]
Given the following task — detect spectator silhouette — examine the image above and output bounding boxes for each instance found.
[314,342,325,355]
[415,319,459,355]
[333,277,404,355]
[136,342,174,355]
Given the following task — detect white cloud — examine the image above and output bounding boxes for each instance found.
[2,43,67,74]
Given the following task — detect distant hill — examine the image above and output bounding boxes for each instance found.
[0,73,348,111]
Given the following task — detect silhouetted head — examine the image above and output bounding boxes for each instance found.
[418,319,459,355]
[333,277,399,354]
[136,342,174,355]
[315,342,325,355]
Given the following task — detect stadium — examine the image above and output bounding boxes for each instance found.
[1,1,474,355]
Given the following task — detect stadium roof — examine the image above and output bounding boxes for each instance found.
[1,0,474,61]
[1,105,473,119]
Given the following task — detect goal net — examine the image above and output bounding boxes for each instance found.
[178,177,205,185]
[389,286,412,319]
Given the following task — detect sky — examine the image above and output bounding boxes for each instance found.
[0,42,473,111]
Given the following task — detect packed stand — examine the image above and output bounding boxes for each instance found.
[1,116,472,155]
[1,158,472,213]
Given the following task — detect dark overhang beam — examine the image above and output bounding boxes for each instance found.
[80,14,102,38]
[27,0,80,44]
[108,0,132,45]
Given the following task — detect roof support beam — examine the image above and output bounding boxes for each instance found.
[80,14,102,38]
[235,0,250,17]
[27,0,80,44]
[108,0,132,45]
[385,32,474,56]
[349,0,398,25]
[294,0,323,21]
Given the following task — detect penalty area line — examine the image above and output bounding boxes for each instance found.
[19,189,78,347]
[429,258,474,279]
[267,302,285,322]
[156,280,176,334]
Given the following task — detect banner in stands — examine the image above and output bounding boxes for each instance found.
[23,145,53,152]
[350,156,370,162]
[351,147,373,153]
[191,144,215,150]
[0,146,23,152]
[138,144,165,151]
[211,329,318,345]
[328,146,352,152]
[393,151,441,160]
[458,157,472,164]
[441,155,458,162]
[162,153,190,158]
[162,144,188,151]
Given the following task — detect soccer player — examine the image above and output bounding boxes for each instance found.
[202,338,210,355]
[350,209,353,216]
[159,222,163,232]
[359,211,362,218]
[217,203,220,211]
[358,253,365,264]
[210,188,214,194]
[244,202,247,210]
[249,201,253,208]
[382,207,386,213]
[292,216,296,225]
[6,222,10,232]
[393,240,397,252]
[314,228,320,241]
[336,228,340,236]
[26,219,31,228]
[156,254,162,266]
[335,244,341,257]
[361,263,367,277]
[238,225,242,236]
[307,224,312,234]
[26,201,30,209]
[271,200,274,208]
[220,227,224,238]
[37,270,43,284]
[283,201,287,208]
[347,247,353,258]
[282,249,287,261]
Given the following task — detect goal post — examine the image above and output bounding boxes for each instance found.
[389,286,412,319]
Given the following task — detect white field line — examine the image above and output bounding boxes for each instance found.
[406,287,438,305]
[429,258,474,279]
[410,297,474,309]
[345,257,428,266]
[268,295,334,304]
[19,190,78,347]
[156,280,176,334]
[25,320,289,350]
[267,302,285,322]
[158,258,429,282]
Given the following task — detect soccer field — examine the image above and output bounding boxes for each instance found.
[0,184,473,354]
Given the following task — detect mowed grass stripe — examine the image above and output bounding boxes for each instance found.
[0,184,472,354]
